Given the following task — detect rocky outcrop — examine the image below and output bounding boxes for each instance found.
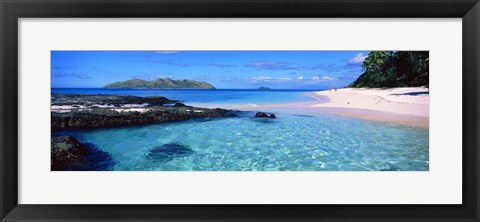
[51,136,90,170]
[51,135,115,171]
[51,94,237,131]
[254,112,276,119]
[52,106,236,131]
[51,93,174,107]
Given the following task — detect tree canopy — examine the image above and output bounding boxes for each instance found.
[349,51,429,88]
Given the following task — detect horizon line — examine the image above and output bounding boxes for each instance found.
[51,87,330,90]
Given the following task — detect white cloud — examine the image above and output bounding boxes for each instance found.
[311,75,336,81]
[247,76,293,82]
[250,76,273,81]
[158,75,174,79]
[297,76,304,80]
[348,53,368,65]
[131,74,173,81]
[245,61,291,70]
[322,76,336,81]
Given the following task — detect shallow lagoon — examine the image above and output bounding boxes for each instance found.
[53,88,429,171]
[61,111,429,171]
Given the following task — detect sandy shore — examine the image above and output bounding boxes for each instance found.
[310,87,429,128]
[188,87,429,128]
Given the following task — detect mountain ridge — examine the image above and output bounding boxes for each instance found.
[103,78,215,89]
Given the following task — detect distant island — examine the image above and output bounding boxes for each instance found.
[257,87,271,90]
[104,78,215,89]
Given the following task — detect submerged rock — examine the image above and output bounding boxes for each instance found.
[77,147,115,171]
[255,112,276,119]
[380,163,400,171]
[147,143,194,162]
[293,114,315,118]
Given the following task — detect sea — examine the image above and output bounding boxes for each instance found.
[51,88,429,171]
[51,88,317,104]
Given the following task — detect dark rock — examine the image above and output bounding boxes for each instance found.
[51,93,175,107]
[52,106,236,131]
[70,144,115,171]
[51,136,89,170]
[173,102,187,107]
[51,135,115,171]
[148,143,194,162]
[255,112,276,119]
[51,94,237,131]
[255,112,269,118]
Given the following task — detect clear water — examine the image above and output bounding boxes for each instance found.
[57,112,429,171]
[52,88,429,171]
[51,88,316,104]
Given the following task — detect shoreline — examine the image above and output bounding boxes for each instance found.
[309,87,429,128]
[188,87,429,128]
[51,86,430,129]
[319,107,429,128]
[311,87,429,117]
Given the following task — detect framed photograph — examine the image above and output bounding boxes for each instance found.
[1,0,479,221]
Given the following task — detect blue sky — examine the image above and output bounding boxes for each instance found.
[51,51,369,89]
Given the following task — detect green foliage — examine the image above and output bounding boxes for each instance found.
[349,51,429,88]
[104,78,215,89]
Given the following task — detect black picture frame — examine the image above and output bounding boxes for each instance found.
[1,0,479,221]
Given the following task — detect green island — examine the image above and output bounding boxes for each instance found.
[103,78,215,89]
[257,87,271,90]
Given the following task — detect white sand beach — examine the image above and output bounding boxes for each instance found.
[172,87,429,128]
[310,87,429,128]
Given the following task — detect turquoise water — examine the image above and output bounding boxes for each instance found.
[51,88,316,104]
[59,112,429,171]
[52,88,429,171]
